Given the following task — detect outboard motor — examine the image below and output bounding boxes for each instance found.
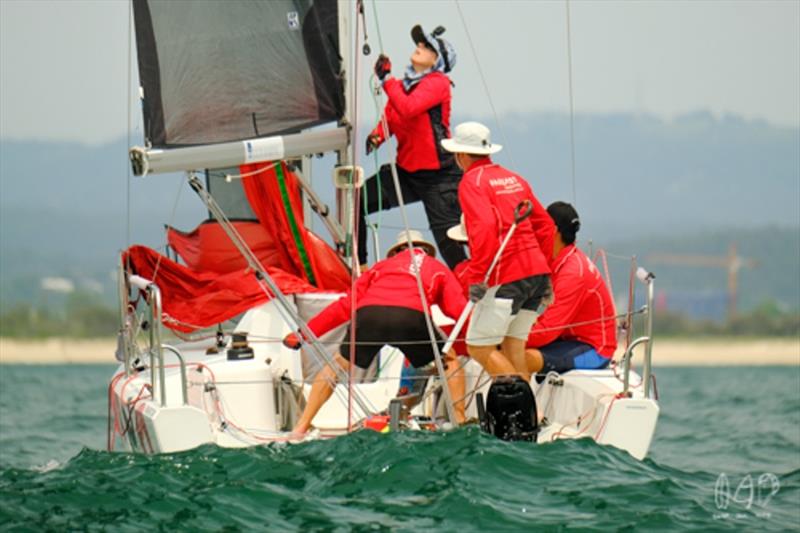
[480,376,538,442]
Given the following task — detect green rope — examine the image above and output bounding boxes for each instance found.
[365,76,387,260]
[361,0,389,263]
[363,148,384,260]
[275,163,316,285]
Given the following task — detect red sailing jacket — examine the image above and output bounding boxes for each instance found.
[527,245,618,357]
[306,249,467,338]
[370,72,453,173]
[458,159,553,287]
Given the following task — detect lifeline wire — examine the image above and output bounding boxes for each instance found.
[242,306,642,346]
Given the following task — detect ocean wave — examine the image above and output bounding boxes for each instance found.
[2,430,797,531]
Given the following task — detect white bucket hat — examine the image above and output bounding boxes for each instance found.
[386,229,437,258]
[440,121,502,155]
[446,214,468,242]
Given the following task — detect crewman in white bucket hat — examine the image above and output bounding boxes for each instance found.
[441,122,555,380]
[283,230,467,435]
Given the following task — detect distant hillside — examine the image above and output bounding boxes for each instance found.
[470,111,800,243]
[0,137,205,310]
[1,111,798,311]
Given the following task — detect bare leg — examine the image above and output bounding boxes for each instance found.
[501,336,530,381]
[444,350,466,424]
[525,348,544,375]
[293,353,350,434]
[467,344,518,377]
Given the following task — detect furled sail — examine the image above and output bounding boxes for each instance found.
[133,0,343,148]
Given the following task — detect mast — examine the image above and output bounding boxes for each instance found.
[337,0,354,167]
[333,0,363,261]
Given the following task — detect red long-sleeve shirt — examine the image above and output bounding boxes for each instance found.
[306,249,467,337]
[527,245,618,357]
[370,72,453,172]
[457,158,553,287]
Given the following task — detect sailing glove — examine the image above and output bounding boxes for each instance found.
[366,133,382,155]
[374,54,391,81]
[469,283,489,303]
[282,332,303,351]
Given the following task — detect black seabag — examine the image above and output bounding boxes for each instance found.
[483,376,539,442]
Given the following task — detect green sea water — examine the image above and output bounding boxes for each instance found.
[1,365,798,531]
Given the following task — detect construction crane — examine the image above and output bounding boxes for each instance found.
[646,243,758,321]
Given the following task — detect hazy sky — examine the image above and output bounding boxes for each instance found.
[1,0,798,146]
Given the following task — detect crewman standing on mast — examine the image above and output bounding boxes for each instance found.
[359,24,466,270]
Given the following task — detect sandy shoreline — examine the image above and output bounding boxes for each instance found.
[0,337,798,366]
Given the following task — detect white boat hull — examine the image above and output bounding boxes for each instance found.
[110,299,659,459]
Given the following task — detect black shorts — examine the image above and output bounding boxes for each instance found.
[340,306,445,370]
[495,274,553,314]
[357,163,466,268]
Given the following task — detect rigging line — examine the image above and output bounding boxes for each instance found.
[363,0,386,270]
[377,118,458,425]
[366,75,386,260]
[603,250,643,261]
[366,1,455,423]
[453,0,517,172]
[220,162,277,181]
[369,0,385,53]
[149,177,186,286]
[368,223,426,232]
[125,1,133,265]
[593,248,614,299]
[625,256,637,351]
[347,2,366,430]
[565,0,578,206]
[190,176,375,415]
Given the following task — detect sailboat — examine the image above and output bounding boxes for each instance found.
[109,0,659,460]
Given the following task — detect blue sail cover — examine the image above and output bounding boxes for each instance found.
[133,0,343,147]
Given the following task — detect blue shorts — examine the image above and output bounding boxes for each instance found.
[539,340,610,375]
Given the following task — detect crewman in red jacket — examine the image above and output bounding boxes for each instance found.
[283,231,467,434]
[441,122,554,378]
[358,25,466,270]
[524,202,618,378]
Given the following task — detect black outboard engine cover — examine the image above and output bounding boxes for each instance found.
[485,376,538,442]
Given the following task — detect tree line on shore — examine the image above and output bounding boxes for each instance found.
[0,292,796,339]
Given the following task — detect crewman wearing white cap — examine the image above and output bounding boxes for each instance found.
[442,122,555,378]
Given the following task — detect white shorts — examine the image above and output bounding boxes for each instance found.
[465,286,541,346]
